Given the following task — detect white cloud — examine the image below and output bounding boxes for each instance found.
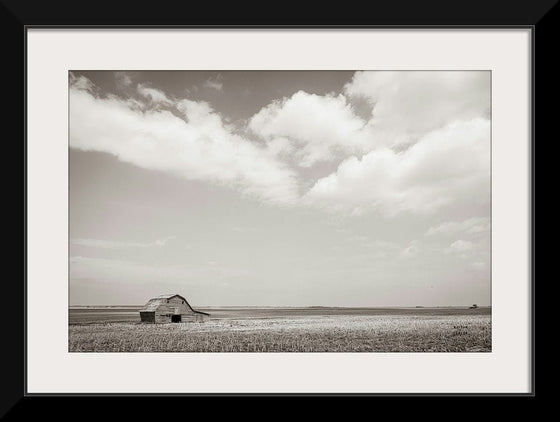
[426,217,490,236]
[70,256,216,285]
[347,235,399,251]
[265,137,295,158]
[400,240,420,258]
[71,238,150,249]
[70,77,299,206]
[247,72,490,168]
[70,72,491,218]
[71,236,175,249]
[445,240,475,255]
[231,226,258,233]
[249,91,372,167]
[115,71,133,89]
[303,118,490,216]
[137,84,174,105]
[344,71,490,147]
[203,75,223,91]
[154,236,175,246]
[470,261,487,271]
[69,72,96,93]
[70,256,251,290]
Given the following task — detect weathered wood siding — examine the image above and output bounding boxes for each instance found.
[139,295,209,323]
[139,312,155,323]
[168,296,192,310]
[155,312,170,323]
[155,299,196,323]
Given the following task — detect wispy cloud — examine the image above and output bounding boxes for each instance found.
[71,237,176,249]
[69,72,96,93]
[203,75,223,91]
[231,226,259,233]
[470,261,487,271]
[115,71,133,89]
[400,240,420,258]
[249,91,371,167]
[70,71,491,219]
[69,76,299,206]
[70,256,211,284]
[444,239,475,255]
[137,84,174,105]
[154,236,175,246]
[70,256,251,285]
[426,217,490,236]
[347,235,400,251]
[344,71,490,146]
[303,119,490,216]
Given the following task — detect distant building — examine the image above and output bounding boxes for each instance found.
[139,294,210,323]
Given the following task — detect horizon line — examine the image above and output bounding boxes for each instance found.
[68,304,492,308]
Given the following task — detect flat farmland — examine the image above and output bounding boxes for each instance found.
[69,306,491,352]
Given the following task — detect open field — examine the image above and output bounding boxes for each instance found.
[69,306,491,352]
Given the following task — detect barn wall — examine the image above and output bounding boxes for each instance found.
[140,296,210,323]
[160,297,195,315]
[140,312,155,323]
[168,296,194,312]
[156,304,173,314]
[155,303,189,323]
[155,313,171,323]
[181,313,196,322]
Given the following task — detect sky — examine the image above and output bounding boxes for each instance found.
[69,70,491,307]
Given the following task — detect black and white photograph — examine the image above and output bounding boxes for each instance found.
[68,70,492,353]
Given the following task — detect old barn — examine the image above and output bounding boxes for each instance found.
[139,294,210,323]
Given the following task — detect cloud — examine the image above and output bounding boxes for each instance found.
[303,118,490,216]
[426,217,490,236]
[69,77,299,206]
[69,72,96,93]
[231,226,257,233]
[154,236,175,246]
[445,240,475,255]
[347,235,399,251]
[70,71,491,218]
[265,137,295,158]
[137,83,174,105]
[70,256,252,293]
[70,256,217,285]
[400,240,420,258]
[71,238,150,249]
[249,91,372,167]
[247,72,489,167]
[344,71,490,147]
[203,75,223,91]
[470,261,487,271]
[71,236,175,249]
[115,71,133,89]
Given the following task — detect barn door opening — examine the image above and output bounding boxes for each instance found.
[171,315,181,323]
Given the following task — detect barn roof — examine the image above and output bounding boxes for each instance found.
[139,302,161,312]
[153,294,182,299]
[139,293,210,315]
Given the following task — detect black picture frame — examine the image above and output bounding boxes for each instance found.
[9,0,549,415]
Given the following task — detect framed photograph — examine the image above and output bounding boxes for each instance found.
[10,1,546,412]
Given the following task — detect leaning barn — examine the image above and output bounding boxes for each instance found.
[139,294,210,323]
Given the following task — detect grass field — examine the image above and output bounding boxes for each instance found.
[69,306,491,352]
